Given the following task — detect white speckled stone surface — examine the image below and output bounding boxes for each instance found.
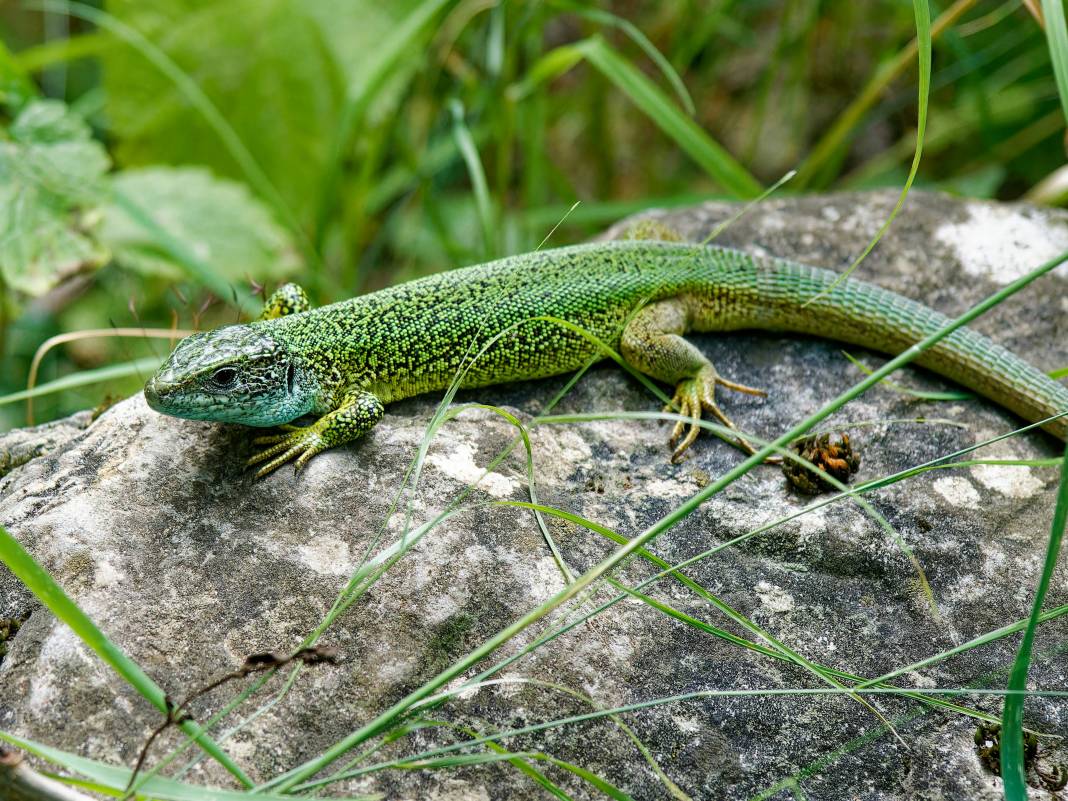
[1,191,1067,800]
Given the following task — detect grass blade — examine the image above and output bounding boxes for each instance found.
[0,526,252,787]
[841,350,972,400]
[1041,0,1068,125]
[549,0,695,114]
[794,0,976,189]
[0,730,377,801]
[576,36,762,198]
[313,0,458,246]
[0,357,160,407]
[803,0,932,302]
[449,99,496,259]
[1000,439,1068,799]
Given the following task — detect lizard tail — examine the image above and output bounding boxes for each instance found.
[723,252,1068,440]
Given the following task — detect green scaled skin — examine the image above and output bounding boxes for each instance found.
[144,240,1068,477]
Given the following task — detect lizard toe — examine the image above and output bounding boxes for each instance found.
[252,433,290,446]
[248,429,322,476]
[668,380,703,460]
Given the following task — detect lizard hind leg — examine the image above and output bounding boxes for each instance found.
[620,298,768,462]
[620,218,685,243]
[259,283,312,320]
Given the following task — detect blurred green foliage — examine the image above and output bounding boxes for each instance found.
[0,0,1065,430]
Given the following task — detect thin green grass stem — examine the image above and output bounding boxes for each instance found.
[1000,438,1068,799]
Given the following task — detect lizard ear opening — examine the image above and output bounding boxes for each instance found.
[286,362,296,395]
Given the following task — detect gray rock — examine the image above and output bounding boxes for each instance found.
[1,190,1067,800]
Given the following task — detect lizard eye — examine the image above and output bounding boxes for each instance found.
[210,367,238,388]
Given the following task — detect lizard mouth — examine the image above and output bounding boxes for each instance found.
[144,376,183,413]
[143,378,164,410]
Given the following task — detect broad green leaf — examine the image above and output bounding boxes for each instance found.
[101,0,343,224]
[101,0,432,225]
[0,99,110,295]
[100,166,300,283]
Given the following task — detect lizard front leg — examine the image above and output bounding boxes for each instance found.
[620,298,766,462]
[247,390,384,478]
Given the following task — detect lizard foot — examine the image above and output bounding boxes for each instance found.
[248,426,327,478]
[665,367,769,462]
[246,391,384,479]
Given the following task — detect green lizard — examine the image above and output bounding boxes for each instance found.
[144,240,1068,477]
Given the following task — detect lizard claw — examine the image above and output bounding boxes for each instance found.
[247,428,327,478]
[666,367,773,462]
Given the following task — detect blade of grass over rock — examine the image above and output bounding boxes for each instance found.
[1051,366,1068,379]
[700,170,796,245]
[264,245,1068,792]
[803,0,931,303]
[1041,0,1068,125]
[531,411,938,617]
[30,0,316,271]
[458,418,1066,710]
[455,680,689,801]
[0,730,373,801]
[294,409,1064,794]
[0,526,252,788]
[423,418,1068,754]
[0,357,160,407]
[299,688,1068,789]
[1000,439,1068,799]
[467,740,576,801]
[841,350,972,400]
[321,599,1068,787]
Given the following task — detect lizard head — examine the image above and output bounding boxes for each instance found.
[144,325,317,427]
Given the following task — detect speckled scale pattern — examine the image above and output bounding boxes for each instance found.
[258,240,1067,438]
[146,240,1068,475]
